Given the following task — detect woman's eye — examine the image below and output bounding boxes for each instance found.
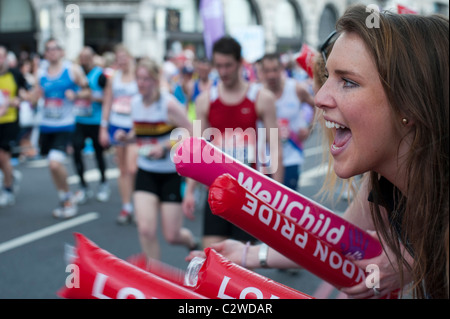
[343,78,359,88]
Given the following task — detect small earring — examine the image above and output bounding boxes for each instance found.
[402,118,409,126]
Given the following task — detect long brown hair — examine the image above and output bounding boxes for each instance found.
[336,5,449,298]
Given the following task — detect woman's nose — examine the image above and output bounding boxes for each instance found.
[314,81,335,111]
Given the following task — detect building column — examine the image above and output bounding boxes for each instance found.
[30,0,62,55]
[256,0,277,54]
[137,0,167,63]
[123,12,142,58]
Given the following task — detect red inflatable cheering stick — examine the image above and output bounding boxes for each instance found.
[58,233,206,299]
[185,248,313,299]
[208,174,367,289]
[127,253,186,286]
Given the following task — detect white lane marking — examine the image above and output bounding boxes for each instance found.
[25,158,49,168]
[0,212,99,254]
[300,163,328,187]
[67,168,119,185]
[25,159,119,185]
[304,145,325,158]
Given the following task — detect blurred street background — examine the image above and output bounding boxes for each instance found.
[1,0,448,299]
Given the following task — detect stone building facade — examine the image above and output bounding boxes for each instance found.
[1,0,448,62]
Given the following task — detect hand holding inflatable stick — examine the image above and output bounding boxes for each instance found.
[208,174,399,298]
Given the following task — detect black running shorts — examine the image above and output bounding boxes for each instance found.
[203,200,256,242]
[134,168,182,203]
[39,131,73,156]
[0,122,19,153]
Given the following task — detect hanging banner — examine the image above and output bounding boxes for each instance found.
[230,26,265,63]
[200,0,226,60]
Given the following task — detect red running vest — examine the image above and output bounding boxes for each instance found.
[207,83,261,167]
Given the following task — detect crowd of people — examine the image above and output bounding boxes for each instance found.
[0,4,448,299]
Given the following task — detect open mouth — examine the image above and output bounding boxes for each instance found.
[325,120,352,153]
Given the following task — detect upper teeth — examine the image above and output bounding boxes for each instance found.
[325,120,347,129]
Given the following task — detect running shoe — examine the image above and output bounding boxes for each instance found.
[53,198,78,219]
[96,182,111,202]
[0,191,15,207]
[116,209,133,225]
[13,170,22,194]
[73,188,93,205]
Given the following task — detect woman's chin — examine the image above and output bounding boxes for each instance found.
[333,163,357,180]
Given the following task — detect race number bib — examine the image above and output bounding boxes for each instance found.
[213,131,256,167]
[137,137,157,158]
[43,98,64,119]
[73,98,93,117]
[278,118,290,141]
[1,90,10,101]
[112,96,132,115]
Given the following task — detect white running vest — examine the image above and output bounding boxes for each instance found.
[276,78,307,167]
[132,92,177,173]
[109,70,138,129]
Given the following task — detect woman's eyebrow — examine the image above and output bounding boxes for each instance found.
[334,68,363,80]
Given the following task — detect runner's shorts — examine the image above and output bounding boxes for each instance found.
[134,168,182,203]
[39,131,73,156]
[203,200,256,243]
[108,124,131,146]
[0,122,19,153]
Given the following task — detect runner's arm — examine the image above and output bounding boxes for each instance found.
[0,92,8,117]
[256,88,284,183]
[181,91,210,218]
[99,76,114,147]
[71,64,91,100]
